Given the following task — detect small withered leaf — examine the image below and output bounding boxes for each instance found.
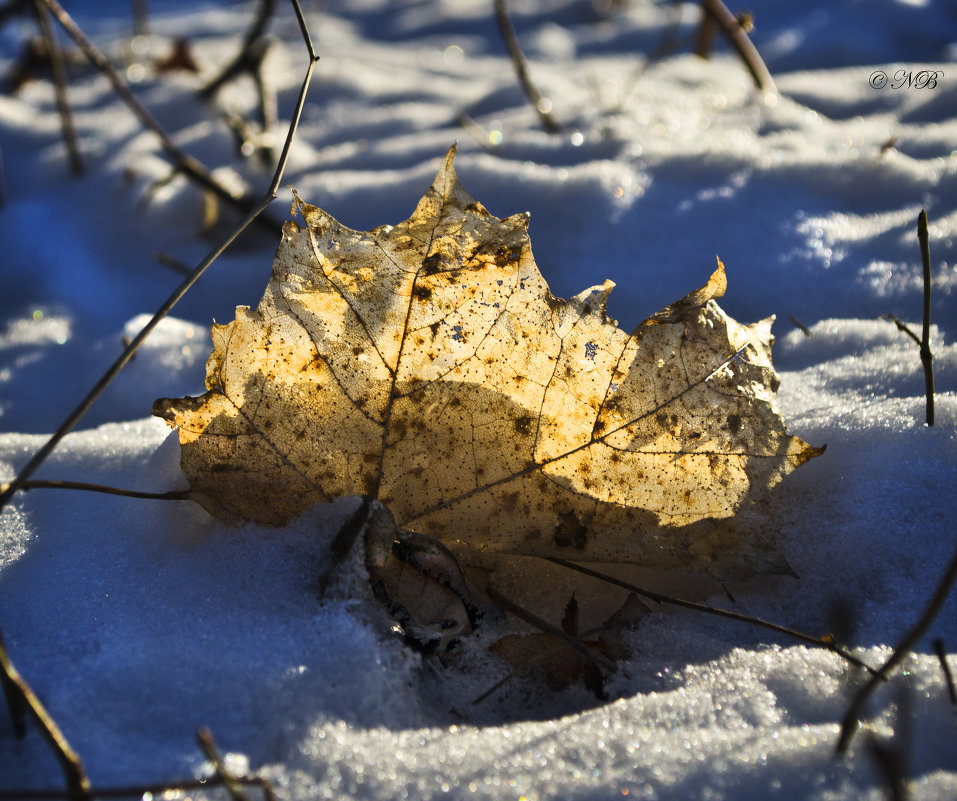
[153,145,821,576]
[488,590,646,696]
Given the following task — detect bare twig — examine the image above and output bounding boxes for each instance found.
[197,727,253,801]
[206,28,279,165]
[0,721,280,801]
[700,0,776,93]
[3,479,193,501]
[492,0,561,133]
[880,315,921,347]
[865,683,911,801]
[837,542,957,753]
[0,629,91,799]
[0,630,26,737]
[879,136,900,158]
[694,6,717,58]
[547,557,877,674]
[38,0,278,230]
[154,250,192,276]
[201,0,277,97]
[932,639,956,706]
[0,775,279,801]
[34,0,82,175]
[917,210,935,426]
[0,0,318,514]
[456,112,497,151]
[612,0,685,112]
[880,211,935,426]
[131,0,148,37]
[214,36,279,164]
[789,314,812,337]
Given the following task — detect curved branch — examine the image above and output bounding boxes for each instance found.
[837,542,957,753]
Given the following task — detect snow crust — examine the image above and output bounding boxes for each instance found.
[1,1,955,798]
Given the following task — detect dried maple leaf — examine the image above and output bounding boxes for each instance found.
[153,146,821,576]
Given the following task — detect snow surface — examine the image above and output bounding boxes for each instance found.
[1,0,956,798]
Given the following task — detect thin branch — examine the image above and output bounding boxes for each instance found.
[547,557,877,674]
[880,210,935,426]
[0,775,279,801]
[34,0,82,175]
[789,314,812,337]
[197,727,254,801]
[4,479,193,501]
[216,38,278,164]
[837,541,957,754]
[0,0,318,514]
[932,639,956,706]
[154,250,192,276]
[0,730,279,801]
[201,0,277,97]
[865,682,911,801]
[456,112,497,151]
[0,629,26,737]
[131,0,148,37]
[38,0,277,231]
[612,0,685,113]
[700,0,776,93]
[917,209,935,426]
[693,6,717,58]
[492,0,561,133]
[0,629,91,799]
[880,314,921,347]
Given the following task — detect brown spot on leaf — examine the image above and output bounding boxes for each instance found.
[553,511,588,550]
[422,254,444,275]
[412,284,433,302]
